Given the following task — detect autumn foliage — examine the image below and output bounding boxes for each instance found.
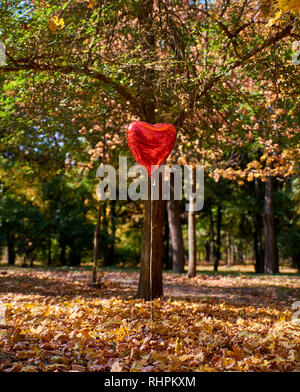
[0,269,299,372]
[0,0,299,374]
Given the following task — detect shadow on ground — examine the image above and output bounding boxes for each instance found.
[0,269,298,309]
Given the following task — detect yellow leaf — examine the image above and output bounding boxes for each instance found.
[268,340,276,350]
[266,10,282,27]
[87,0,97,8]
[277,0,300,13]
[178,354,192,362]
[48,16,65,33]
[175,337,182,355]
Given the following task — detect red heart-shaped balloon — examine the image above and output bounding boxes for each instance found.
[126,121,177,176]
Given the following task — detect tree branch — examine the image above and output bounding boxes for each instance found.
[197,22,294,99]
[0,60,141,117]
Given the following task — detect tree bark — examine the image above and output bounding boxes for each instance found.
[226,232,231,266]
[163,210,172,270]
[213,204,222,272]
[187,167,197,277]
[92,201,101,284]
[136,0,165,299]
[237,244,244,265]
[167,173,184,273]
[208,204,215,263]
[102,203,111,266]
[254,221,264,273]
[108,199,116,264]
[29,252,34,268]
[168,226,173,269]
[205,241,210,262]
[137,176,164,300]
[263,176,278,274]
[254,179,264,273]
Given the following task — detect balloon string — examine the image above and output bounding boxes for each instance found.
[150,176,154,328]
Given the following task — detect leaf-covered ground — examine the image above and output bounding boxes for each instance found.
[0,268,299,372]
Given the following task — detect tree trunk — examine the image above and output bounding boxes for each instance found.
[226,232,231,266]
[136,0,165,300]
[187,167,197,278]
[275,241,279,273]
[263,176,278,274]
[7,232,15,266]
[102,203,111,266]
[29,252,34,268]
[254,179,264,273]
[168,226,173,269]
[214,204,222,272]
[231,245,235,265]
[254,223,264,273]
[205,241,210,262]
[137,176,164,300]
[208,204,215,263]
[238,245,244,265]
[92,201,101,284]
[167,173,184,273]
[163,210,172,270]
[22,255,27,267]
[108,199,116,264]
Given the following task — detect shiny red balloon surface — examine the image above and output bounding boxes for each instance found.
[126,121,177,176]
